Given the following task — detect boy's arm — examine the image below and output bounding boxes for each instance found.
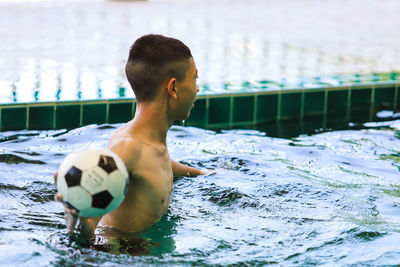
[61,197,101,240]
[54,173,101,240]
[73,216,102,241]
[171,159,205,177]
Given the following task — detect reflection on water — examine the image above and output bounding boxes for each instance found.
[0,115,399,265]
[1,0,400,103]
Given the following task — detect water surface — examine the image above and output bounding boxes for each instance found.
[0,116,399,265]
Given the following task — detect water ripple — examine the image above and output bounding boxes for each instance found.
[0,153,46,165]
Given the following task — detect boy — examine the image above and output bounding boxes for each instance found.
[55,34,205,240]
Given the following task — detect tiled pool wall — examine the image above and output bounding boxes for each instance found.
[0,82,398,131]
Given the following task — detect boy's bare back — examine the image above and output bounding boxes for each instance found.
[100,122,174,233]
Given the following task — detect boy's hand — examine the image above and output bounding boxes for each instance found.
[202,169,216,176]
[54,172,101,239]
[54,192,79,233]
[54,172,79,233]
[171,160,216,177]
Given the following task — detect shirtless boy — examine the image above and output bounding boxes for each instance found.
[55,34,205,240]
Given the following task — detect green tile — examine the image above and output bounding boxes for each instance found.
[326,112,348,129]
[327,90,348,113]
[326,109,346,123]
[56,105,81,129]
[351,88,371,108]
[351,109,370,123]
[186,98,206,127]
[109,102,133,124]
[83,104,107,125]
[276,118,302,138]
[304,91,325,116]
[374,87,395,108]
[280,92,301,119]
[29,106,54,129]
[256,94,278,122]
[255,120,278,136]
[209,97,230,124]
[1,107,27,130]
[397,87,400,109]
[233,96,254,122]
[303,114,324,131]
[350,88,371,120]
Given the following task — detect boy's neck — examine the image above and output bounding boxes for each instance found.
[129,101,173,147]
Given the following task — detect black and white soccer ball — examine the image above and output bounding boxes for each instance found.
[57,148,129,217]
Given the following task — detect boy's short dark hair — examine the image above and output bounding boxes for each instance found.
[125,34,193,102]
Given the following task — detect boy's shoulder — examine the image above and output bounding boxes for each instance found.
[109,128,143,168]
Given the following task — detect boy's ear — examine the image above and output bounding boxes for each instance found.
[166,77,178,99]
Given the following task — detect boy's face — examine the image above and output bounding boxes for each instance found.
[176,58,199,120]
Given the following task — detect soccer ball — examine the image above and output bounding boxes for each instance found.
[57,148,129,218]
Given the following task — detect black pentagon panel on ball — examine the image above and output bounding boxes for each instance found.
[65,166,82,187]
[98,155,118,174]
[92,190,113,209]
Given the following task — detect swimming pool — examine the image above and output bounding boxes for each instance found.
[1,0,400,265]
[0,114,399,265]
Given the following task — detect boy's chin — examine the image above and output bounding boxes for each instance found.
[175,107,193,121]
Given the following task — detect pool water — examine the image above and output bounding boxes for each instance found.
[0,115,400,266]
